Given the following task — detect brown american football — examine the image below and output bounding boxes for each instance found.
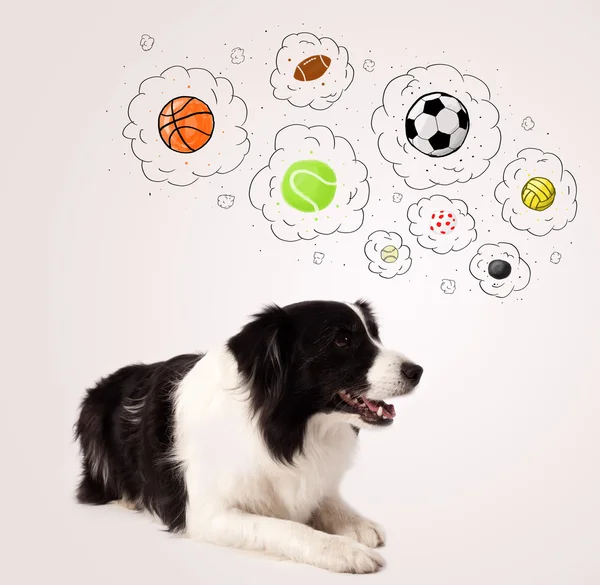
[293,55,332,82]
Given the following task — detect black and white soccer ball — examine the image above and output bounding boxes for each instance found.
[405,92,470,158]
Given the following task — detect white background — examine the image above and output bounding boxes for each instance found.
[3,0,599,583]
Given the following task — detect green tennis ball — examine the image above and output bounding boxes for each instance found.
[281,160,337,213]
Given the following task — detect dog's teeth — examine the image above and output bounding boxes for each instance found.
[377,406,383,417]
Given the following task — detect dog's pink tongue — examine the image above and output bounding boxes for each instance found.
[362,397,396,419]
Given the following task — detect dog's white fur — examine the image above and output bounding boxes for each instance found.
[173,324,408,573]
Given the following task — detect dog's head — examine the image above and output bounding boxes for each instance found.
[227,300,423,461]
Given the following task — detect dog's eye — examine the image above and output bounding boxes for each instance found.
[334,333,351,348]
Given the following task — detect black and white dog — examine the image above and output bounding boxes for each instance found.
[75,300,423,573]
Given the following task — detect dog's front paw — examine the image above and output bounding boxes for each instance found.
[319,536,385,573]
[338,518,386,548]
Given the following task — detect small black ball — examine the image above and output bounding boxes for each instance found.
[488,259,512,280]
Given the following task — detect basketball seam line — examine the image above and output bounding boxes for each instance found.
[168,97,196,117]
[168,124,213,138]
[167,99,192,153]
[159,111,214,132]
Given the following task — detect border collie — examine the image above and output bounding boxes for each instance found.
[75,300,423,573]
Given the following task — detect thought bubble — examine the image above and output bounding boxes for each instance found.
[494,148,577,236]
[408,194,476,254]
[372,63,501,189]
[231,47,245,65]
[365,230,412,279]
[217,194,235,209]
[441,279,456,294]
[550,252,562,264]
[123,65,250,186]
[363,59,375,72]
[140,34,154,51]
[249,124,369,241]
[270,33,354,110]
[469,242,531,298]
[522,116,535,131]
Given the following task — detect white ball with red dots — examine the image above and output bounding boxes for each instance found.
[429,209,457,235]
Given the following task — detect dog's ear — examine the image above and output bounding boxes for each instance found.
[227,304,295,409]
[228,305,301,462]
[354,298,373,312]
[353,298,381,341]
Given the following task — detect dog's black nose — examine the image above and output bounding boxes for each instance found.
[401,363,423,384]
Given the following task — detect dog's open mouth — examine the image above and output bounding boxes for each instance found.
[336,390,396,426]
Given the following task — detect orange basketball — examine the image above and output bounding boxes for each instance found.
[158,96,214,153]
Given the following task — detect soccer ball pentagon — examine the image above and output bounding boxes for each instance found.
[405,92,470,158]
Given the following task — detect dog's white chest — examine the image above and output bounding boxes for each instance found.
[175,350,359,527]
[238,421,358,523]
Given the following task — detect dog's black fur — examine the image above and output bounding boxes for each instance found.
[74,300,411,535]
[75,354,201,532]
[227,300,381,463]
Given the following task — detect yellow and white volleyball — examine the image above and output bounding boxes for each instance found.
[407,194,476,254]
[123,65,250,186]
[249,124,369,242]
[365,230,412,279]
[494,148,577,236]
[469,242,531,298]
[521,177,555,211]
[372,63,501,190]
[270,33,354,110]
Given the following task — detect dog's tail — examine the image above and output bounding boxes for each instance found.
[73,380,119,505]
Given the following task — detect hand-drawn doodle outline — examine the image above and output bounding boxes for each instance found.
[249,124,369,242]
[522,116,535,131]
[313,252,325,265]
[494,148,577,237]
[550,252,562,264]
[231,48,245,65]
[441,279,456,294]
[371,63,501,190]
[217,194,235,209]
[123,65,250,187]
[469,242,531,298]
[365,230,412,279]
[408,194,477,254]
[270,32,354,110]
[392,192,403,203]
[363,59,375,73]
[140,34,154,51]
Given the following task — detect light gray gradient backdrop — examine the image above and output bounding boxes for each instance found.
[3,0,599,583]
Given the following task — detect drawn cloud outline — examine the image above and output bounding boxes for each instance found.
[441,279,456,294]
[217,194,235,209]
[371,63,501,190]
[365,230,412,279]
[270,32,354,110]
[363,59,375,72]
[122,65,250,186]
[522,116,535,131]
[494,148,577,237]
[407,194,477,254]
[249,124,369,242]
[140,34,154,51]
[469,242,531,298]
[231,47,245,64]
